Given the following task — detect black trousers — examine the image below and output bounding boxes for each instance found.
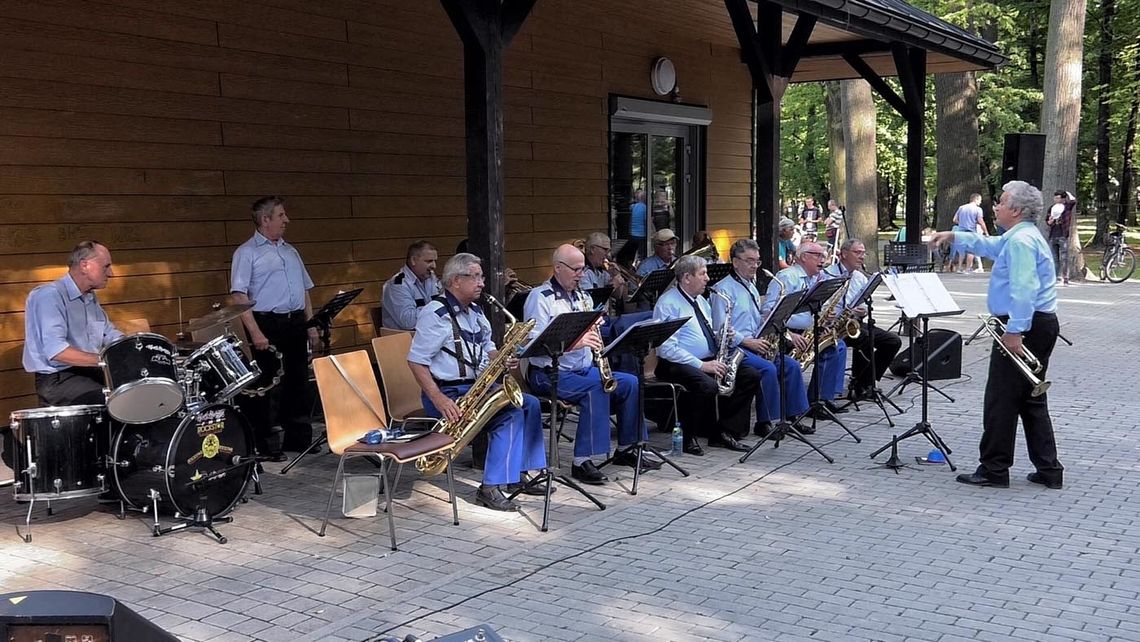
[236,311,313,453]
[654,358,760,441]
[845,324,902,390]
[35,367,106,406]
[978,312,1064,481]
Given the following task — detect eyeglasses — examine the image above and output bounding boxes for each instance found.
[734,257,760,266]
[459,273,486,283]
[557,261,586,274]
[588,244,611,253]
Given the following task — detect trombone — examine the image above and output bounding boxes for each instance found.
[978,314,1051,397]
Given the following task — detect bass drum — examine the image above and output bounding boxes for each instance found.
[111,403,253,518]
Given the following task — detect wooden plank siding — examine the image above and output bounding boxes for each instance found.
[0,0,752,422]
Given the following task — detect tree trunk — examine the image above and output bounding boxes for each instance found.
[1119,50,1140,226]
[841,79,880,270]
[1091,0,1116,247]
[877,174,893,229]
[935,72,983,232]
[824,81,847,208]
[1040,0,1088,279]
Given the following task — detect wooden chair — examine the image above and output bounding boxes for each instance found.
[642,349,683,430]
[370,334,432,427]
[313,350,458,550]
[369,306,384,337]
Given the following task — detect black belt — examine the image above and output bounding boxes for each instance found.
[433,378,475,387]
[254,310,305,320]
[995,311,1057,322]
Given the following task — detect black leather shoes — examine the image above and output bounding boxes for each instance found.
[795,422,817,435]
[754,422,773,438]
[711,433,751,452]
[824,400,849,414]
[571,460,608,485]
[682,438,705,456]
[506,473,553,496]
[955,472,1009,488]
[475,485,519,511]
[611,448,663,471]
[1027,472,1063,489]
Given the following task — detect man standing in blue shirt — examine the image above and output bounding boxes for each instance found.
[929,181,1064,489]
[23,241,124,406]
[231,196,320,462]
[952,193,984,273]
[629,189,648,260]
[381,240,441,331]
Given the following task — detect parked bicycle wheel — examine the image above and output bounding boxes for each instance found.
[1106,247,1136,283]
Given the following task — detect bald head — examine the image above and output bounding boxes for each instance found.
[552,244,586,291]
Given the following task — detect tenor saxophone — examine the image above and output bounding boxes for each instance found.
[792,278,851,365]
[710,289,745,395]
[416,294,535,476]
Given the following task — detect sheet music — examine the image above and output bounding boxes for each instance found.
[883,273,963,317]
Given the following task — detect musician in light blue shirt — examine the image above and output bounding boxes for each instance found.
[408,253,546,511]
[524,245,648,486]
[712,239,810,435]
[653,256,760,455]
[763,242,848,419]
[928,180,1063,489]
[23,241,124,405]
[381,240,441,331]
[636,229,677,276]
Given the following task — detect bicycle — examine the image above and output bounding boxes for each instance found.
[1101,224,1136,283]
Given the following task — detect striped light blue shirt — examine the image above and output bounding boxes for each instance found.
[954,221,1057,333]
[230,231,314,313]
[23,274,124,373]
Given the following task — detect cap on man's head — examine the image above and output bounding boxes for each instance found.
[778,217,795,230]
[653,229,677,244]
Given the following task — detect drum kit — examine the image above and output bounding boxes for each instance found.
[8,303,281,544]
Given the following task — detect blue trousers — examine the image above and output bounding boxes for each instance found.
[528,366,645,459]
[422,385,546,486]
[739,350,810,421]
[807,342,847,401]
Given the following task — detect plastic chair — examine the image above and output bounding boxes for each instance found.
[313,350,458,550]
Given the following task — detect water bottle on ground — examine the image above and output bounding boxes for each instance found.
[671,421,683,456]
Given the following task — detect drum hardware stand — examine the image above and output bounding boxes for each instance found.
[791,277,860,443]
[741,291,834,465]
[508,310,607,532]
[148,460,256,544]
[596,318,689,495]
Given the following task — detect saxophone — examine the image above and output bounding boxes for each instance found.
[792,277,853,365]
[416,294,536,476]
[578,290,617,394]
[710,289,745,395]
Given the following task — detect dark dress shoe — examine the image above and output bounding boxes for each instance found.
[612,448,663,471]
[682,438,705,456]
[711,433,751,452]
[955,472,1009,488]
[506,473,554,496]
[824,400,849,414]
[1027,472,1063,489]
[261,451,289,463]
[795,422,816,435]
[754,422,773,438]
[571,460,608,485]
[475,485,519,511]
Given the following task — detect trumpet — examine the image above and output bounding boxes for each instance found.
[604,258,643,290]
[978,314,1051,397]
[578,290,617,393]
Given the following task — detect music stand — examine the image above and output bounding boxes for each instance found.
[843,273,902,424]
[630,268,674,306]
[598,318,690,495]
[870,273,963,470]
[704,264,733,290]
[740,290,835,464]
[511,309,606,532]
[789,277,860,442]
[585,286,614,310]
[306,288,363,357]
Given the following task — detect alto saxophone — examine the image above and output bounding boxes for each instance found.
[757,269,790,360]
[416,294,535,476]
[710,289,745,395]
[579,290,617,393]
[792,277,852,365]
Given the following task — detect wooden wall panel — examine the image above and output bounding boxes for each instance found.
[0,0,753,423]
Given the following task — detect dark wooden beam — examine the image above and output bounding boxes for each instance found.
[781,15,817,77]
[440,0,534,337]
[800,40,892,59]
[725,0,776,102]
[842,53,910,120]
[893,45,927,244]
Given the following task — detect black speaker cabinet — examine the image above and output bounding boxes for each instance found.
[0,591,178,642]
[889,329,963,381]
[1001,133,1046,189]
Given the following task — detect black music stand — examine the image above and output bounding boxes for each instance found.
[510,309,606,532]
[790,277,861,443]
[280,289,363,474]
[870,273,963,470]
[843,273,902,424]
[306,288,363,357]
[630,268,674,306]
[704,264,733,290]
[740,290,836,464]
[585,286,614,309]
[597,318,690,495]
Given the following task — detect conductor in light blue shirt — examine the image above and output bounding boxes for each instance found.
[929,180,1064,490]
[23,241,124,406]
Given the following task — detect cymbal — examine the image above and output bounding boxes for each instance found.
[185,303,254,332]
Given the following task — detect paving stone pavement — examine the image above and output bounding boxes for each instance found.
[2,274,1139,642]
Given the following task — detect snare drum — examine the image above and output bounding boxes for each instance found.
[183,334,260,406]
[101,333,184,424]
[9,405,110,501]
